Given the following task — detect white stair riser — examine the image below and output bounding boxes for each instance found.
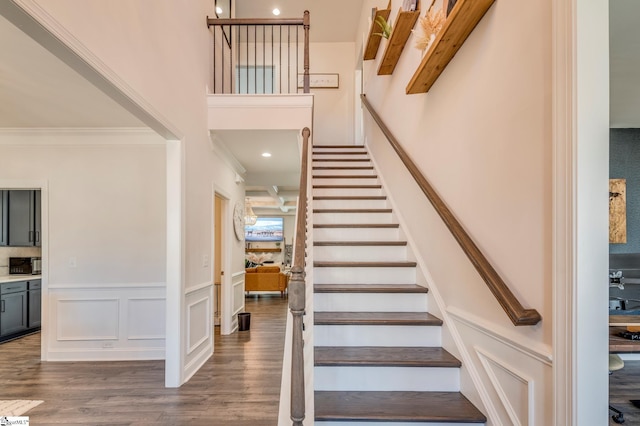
[314,245,407,262]
[313,199,388,209]
[314,366,460,392]
[314,293,427,312]
[316,422,484,426]
[312,161,372,168]
[313,187,383,197]
[313,169,376,176]
[313,154,369,161]
[313,147,366,151]
[314,325,441,347]
[313,177,379,186]
[314,212,394,224]
[314,267,416,285]
[314,227,400,241]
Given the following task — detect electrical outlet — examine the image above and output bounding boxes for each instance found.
[102,342,114,349]
[203,255,209,268]
[68,257,77,268]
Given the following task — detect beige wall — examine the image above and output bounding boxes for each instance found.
[358,0,553,422]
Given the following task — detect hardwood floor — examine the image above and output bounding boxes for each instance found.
[0,294,288,425]
[610,360,640,425]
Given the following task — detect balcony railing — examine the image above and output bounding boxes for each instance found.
[207,11,310,94]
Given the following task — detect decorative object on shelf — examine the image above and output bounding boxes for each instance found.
[373,15,392,39]
[378,0,421,75]
[406,0,496,94]
[414,0,445,52]
[244,201,257,226]
[233,202,245,241]
[610,178,627,244]
[364,1,392,61]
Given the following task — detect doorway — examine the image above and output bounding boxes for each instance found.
[214,194,225,331]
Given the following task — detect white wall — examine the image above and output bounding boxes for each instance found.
[0,129,166,360]
[25,0,246,385]
[359,0,553,423]
[309,42,356,145]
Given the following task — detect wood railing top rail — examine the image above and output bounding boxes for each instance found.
[207,17,305,26]
[361,95,541,326]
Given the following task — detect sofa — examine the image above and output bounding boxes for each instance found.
[244,266,289,297]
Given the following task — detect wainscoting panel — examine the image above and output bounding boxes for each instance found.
[233,276,245,315]
[127,298,166,340]
[46,284,166,361]
[57,298,119,341]
[187,296,210,355]
[477,348,533,426]
[183,284,213,383]
[447,308,552,425]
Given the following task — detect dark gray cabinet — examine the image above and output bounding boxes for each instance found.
[7,190,40,247]
[0,191,7,246]
[0,281,28,337]
[28,280,41,328]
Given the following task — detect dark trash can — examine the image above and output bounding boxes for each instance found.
[238,312,251,331]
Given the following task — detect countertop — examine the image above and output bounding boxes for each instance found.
[0,275,42,284]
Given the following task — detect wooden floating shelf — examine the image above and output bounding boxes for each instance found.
[406,0,496,94]
[245,248,282,253]
[378,2,421,76]
[363,1,391,61]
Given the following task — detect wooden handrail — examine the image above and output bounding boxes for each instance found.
[289,127,311,425]
[207,17,304,26]
[360,95,541,326]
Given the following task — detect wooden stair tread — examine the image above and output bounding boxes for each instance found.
[312,158,371,162]
[313,196,387,200]
[314,261,417,267]
[313,175,378,178]
[313,208,392,213]
[313,184,382,189]
[313,151,368,155]
[314,311,441,326]
[313,145,366,148]
[314,391,486,423]
[314,347,460,367]
[314,284,427,293]
[314,223,399,228]
[314,241,406,246]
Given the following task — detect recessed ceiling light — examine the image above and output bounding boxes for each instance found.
[216,6,223,14]
[262,152,272,158]
[272,8,281,16]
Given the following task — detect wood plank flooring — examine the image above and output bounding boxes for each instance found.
[610,360,640,425]
[0,294,288,426]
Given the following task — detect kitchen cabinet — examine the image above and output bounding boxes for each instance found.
[0,190,7,246]
[7,190,41,247]
[0,281,28,337]
[28,280,41,328]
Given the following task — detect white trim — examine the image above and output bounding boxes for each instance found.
[476,347,535,426]
[165,139,185,387]
[231,271,246,278]
[45,347,165,361]
[48,282,166,290]
[185,281,214,295]
[0,128,164,145]
[448,307,553,366]
[207,93,314,109]
[551,0,576,423]
[56,297,120,341]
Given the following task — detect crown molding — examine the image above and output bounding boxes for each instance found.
[209,132,247,175]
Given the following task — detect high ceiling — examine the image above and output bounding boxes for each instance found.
[1,0,638,215]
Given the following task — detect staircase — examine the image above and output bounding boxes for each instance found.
[311,145,486,425]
